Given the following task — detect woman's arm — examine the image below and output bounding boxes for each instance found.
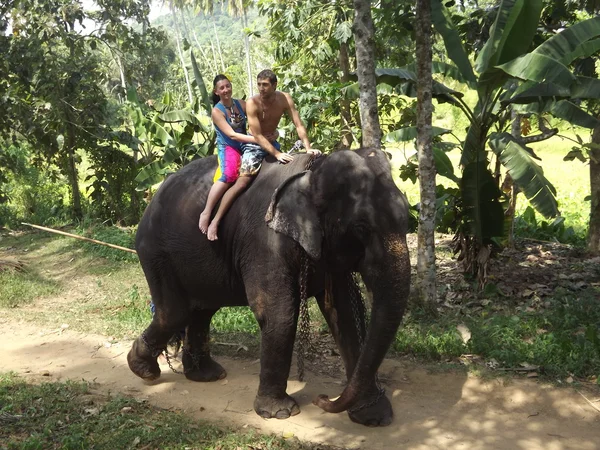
[211,107,256,144]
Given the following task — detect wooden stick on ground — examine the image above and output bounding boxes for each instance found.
[21,223,137,254]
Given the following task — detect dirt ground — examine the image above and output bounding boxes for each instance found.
[2,317,599,450]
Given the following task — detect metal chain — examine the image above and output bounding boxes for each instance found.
[141,332,201,375]
[297,252,311,382]
[295,153,319,382]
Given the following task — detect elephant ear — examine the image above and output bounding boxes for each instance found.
[265,170,322,260]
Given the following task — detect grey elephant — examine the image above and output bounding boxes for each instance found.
[127,148,411,426]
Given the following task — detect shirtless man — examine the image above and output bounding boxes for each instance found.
[243,69,320,170]
[204,69,320,241]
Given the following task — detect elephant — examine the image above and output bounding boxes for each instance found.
[127,148,411,427]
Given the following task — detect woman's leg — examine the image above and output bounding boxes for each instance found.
[199,181,230,233]
[206,175,253,241]
[199,145,241,233]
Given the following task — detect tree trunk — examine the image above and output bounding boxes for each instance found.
[352,0,381,149]
[170,2,194,104]
[211,16,226,72]
[415,0,436,308]
[242,11,254,97]
[589,122,600,254]
[337,42,354,150]
[65,121,82,220]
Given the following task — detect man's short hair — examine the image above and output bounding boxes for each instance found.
[257,69,277,85]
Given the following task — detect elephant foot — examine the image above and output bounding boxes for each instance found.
[348,392,393,427]
[127,337,161,381]
[254,394,300,420]
[183,353,227,382]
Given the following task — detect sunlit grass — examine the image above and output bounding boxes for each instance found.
[0,373,322,450]
[0,270,60,308]
[387,126,591,243]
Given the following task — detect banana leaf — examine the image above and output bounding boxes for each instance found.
[571,77,600,99]
[384,126,450,142]
[533,16,600,64]
[489,132,558,218]
[566,37,600,63]
[431,0,476,84]
[549,100,600,129]
[493,0,542,65]
[190,50,211,116]
[497,53,576,86]
[433,144,460,183]
[134,160,171,189]
[475,0,523,73]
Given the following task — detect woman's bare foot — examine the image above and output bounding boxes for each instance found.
[199,211,211,234]
[207,220,220,241]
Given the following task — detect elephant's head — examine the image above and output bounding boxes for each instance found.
[266,148,411,414]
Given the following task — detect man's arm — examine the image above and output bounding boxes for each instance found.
[246,98,293,163]
[283,93,320,155]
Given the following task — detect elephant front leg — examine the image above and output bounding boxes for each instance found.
[183,309,227,382]
[315,273,393,426]
[248,285,300,420]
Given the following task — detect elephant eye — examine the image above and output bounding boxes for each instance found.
[353,223,371,237]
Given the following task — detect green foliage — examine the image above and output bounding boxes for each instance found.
[123,85,214,190]
[394,312,466,359]
[73,223,138,262]
[468,291,600,377]
[85,145,144,225]
[395,288,600,378]
[212,307,259,334]
[0,270,60,308]
[0,374,317,450]
[0,145,70,229]
[514,206,584,245]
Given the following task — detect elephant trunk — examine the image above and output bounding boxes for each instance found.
[313,233,410,413]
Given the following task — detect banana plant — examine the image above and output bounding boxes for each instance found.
[352,1,600,283]
[429,0,600,281]
[122,54,215,190]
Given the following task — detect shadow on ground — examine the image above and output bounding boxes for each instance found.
[2,320,598,450]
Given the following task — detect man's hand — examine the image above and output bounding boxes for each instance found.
[276,152,294,164]
[307,148,322,155]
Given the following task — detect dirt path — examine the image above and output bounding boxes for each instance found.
[2,316,599,449]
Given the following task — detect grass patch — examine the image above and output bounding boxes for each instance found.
[70,223,138,263]
[0,270,60,308]
[389,130,591,245]
[212,307,260,334]
[0,373,328,450]
[394,288,600,379]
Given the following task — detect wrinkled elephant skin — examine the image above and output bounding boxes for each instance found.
[127,149,411,426]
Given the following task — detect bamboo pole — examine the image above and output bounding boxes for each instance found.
[21,223,137,254]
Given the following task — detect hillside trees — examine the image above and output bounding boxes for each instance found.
[1,0,170,222]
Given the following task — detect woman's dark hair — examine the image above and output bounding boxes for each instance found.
[212,74,230,105]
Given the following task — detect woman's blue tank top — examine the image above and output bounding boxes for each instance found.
[214,99,247,150]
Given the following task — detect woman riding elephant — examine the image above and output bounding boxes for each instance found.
[128,148,411,427]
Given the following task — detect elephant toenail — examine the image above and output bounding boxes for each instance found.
[275,410,291,419]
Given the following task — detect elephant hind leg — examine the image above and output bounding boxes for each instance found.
[127,276,190,381]
[127,333,162,381]
[183,309,227,382]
